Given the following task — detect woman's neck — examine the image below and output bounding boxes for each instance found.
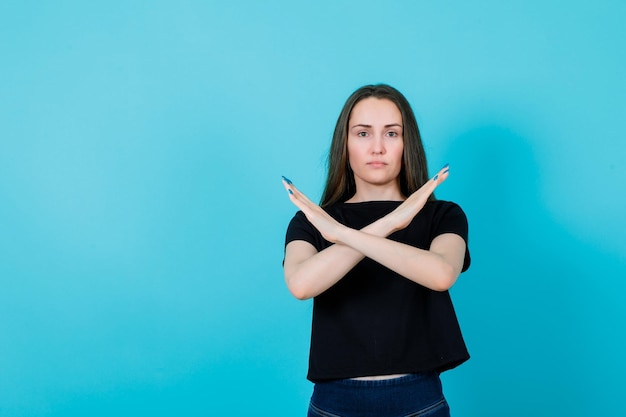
[345,183,405,203]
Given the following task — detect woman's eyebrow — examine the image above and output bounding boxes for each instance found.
[350,123,402,129]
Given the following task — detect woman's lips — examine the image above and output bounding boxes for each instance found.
[367,161,387,168]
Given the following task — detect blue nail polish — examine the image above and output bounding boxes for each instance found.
[443,168,449,174]
[288,189,293,195]
[442,163,449,170]
[433,174,439,181]
[282,176,292,185]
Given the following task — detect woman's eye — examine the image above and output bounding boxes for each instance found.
[357,131,368,137]
[387,131,398,137]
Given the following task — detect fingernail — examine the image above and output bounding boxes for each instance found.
[442,163,449,170]
[433,174,439,181]
[282,176,292,185]
[288,189,293,195]
[443,168,449,174]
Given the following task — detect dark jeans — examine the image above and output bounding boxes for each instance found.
[307,372,450,417]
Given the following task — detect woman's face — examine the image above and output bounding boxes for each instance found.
[347,97,404,192]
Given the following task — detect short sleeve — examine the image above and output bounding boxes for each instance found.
[285,210,323,251]
[431,202,471,272]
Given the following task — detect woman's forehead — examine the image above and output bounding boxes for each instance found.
[349,98,402,125]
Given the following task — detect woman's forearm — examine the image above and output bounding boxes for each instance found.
[335,227,462,292]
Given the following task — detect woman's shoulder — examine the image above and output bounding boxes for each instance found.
[424,198,462,209]
[422,199,468,221]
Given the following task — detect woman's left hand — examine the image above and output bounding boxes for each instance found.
[282,176,344,243]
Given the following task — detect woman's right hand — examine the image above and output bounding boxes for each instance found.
[281,176,346,244]
[386,164,450,233]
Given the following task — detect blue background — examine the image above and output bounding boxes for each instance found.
[1,1,625,416]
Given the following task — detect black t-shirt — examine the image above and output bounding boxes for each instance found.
[285,200,471,382]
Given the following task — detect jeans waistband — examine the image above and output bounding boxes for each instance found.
[310,371,447,417]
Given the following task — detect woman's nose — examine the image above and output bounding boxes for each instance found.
[371,136,385,154]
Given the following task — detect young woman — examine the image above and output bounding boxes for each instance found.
[282,84,471,417]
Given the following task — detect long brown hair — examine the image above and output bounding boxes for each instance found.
[320,84,432,207]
